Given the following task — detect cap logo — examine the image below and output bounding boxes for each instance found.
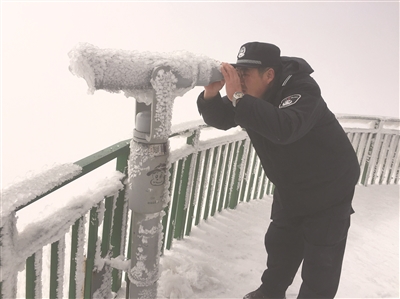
[279,94,301,109]
[238,46,246,58]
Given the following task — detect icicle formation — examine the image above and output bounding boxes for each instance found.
[68,42,221,99]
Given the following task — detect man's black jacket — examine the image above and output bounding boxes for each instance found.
[197,57,360,217]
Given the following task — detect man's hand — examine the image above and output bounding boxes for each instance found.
[204,79,225,100]
[220,62,243,101]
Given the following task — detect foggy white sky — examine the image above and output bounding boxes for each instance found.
[1,1,399,187]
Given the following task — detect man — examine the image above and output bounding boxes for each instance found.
[196,42,360,299]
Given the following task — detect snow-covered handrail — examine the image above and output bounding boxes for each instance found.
[0,164,83,219]
[0,139,131,219]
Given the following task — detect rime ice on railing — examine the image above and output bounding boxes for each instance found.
[1,164,83,218]
[337,115,400,185]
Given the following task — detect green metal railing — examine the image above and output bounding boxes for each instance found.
[1,115,399,299]
[1,139,131,299]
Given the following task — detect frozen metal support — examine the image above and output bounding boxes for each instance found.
[128,212,163,299]
[127,64,222,298]
[128,66,179,299]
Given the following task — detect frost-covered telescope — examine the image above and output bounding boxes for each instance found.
[68,42,223,95]
[68,43,223,299]
[69,42,223,142]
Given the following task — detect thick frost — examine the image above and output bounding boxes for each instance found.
[105,255,130,272]
[56,237,66,298]
[383,120,400,131]
[198,127,248,151]
[128,214,163,289]
[1,171,125,281]
[68,42,221,99]
[1,213,18,298]
[128,140,171,181]
[92,265,113,299]
[338,118,378,130]
[170,119,206,136]
[34,249,43,299]
[151,68,177,140]
[239,139,251,184]
[74,216,86,298]
[1,163,82,218]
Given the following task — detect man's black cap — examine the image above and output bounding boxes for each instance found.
[231,42,281,68]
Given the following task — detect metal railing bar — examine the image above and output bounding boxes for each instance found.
[109,152,129,293]
[83,203,101,298]
[196,149,211,224]
[203,148,218,221]
[15,139,131,212]
[173,157,191,240]
[216,145,228,212]
[49,238,65,299]
[229,140,247,208]
[223,143,235,210]
[259,173,268,198]
[238,142,252,203]
[211,146,224,217]
[26,250,42,299]
[254,158,264,199]
[165,164,179,250]
[100,195,115,258]
[389,137,400,184]
[169,123,208,138]
[68,216,85,299]
[185,152,202,236]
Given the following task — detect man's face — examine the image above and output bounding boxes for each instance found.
[236,67,272,99]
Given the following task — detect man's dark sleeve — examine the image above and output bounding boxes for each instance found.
[234,79,326,145]
[197,91,238,130]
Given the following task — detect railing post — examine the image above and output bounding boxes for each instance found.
[229,139,247,209]
[110,153,130,293]
[49,238,65,299]
[365,119,385,185]
[184,129,201,235]
[26,250,43,299]
[0,213,18,299]
[69,216,86,299]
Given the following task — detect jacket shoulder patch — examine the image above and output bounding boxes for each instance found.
[279,94,301,109]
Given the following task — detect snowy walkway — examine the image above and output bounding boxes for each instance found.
[156,185,399,299]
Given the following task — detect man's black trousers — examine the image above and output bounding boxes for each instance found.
[260,188,355,299]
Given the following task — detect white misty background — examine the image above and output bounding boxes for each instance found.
[2,2,399,186]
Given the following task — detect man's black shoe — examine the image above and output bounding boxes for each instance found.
[243,287,285,299]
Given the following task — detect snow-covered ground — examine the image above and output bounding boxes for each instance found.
[154,184,399,299]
